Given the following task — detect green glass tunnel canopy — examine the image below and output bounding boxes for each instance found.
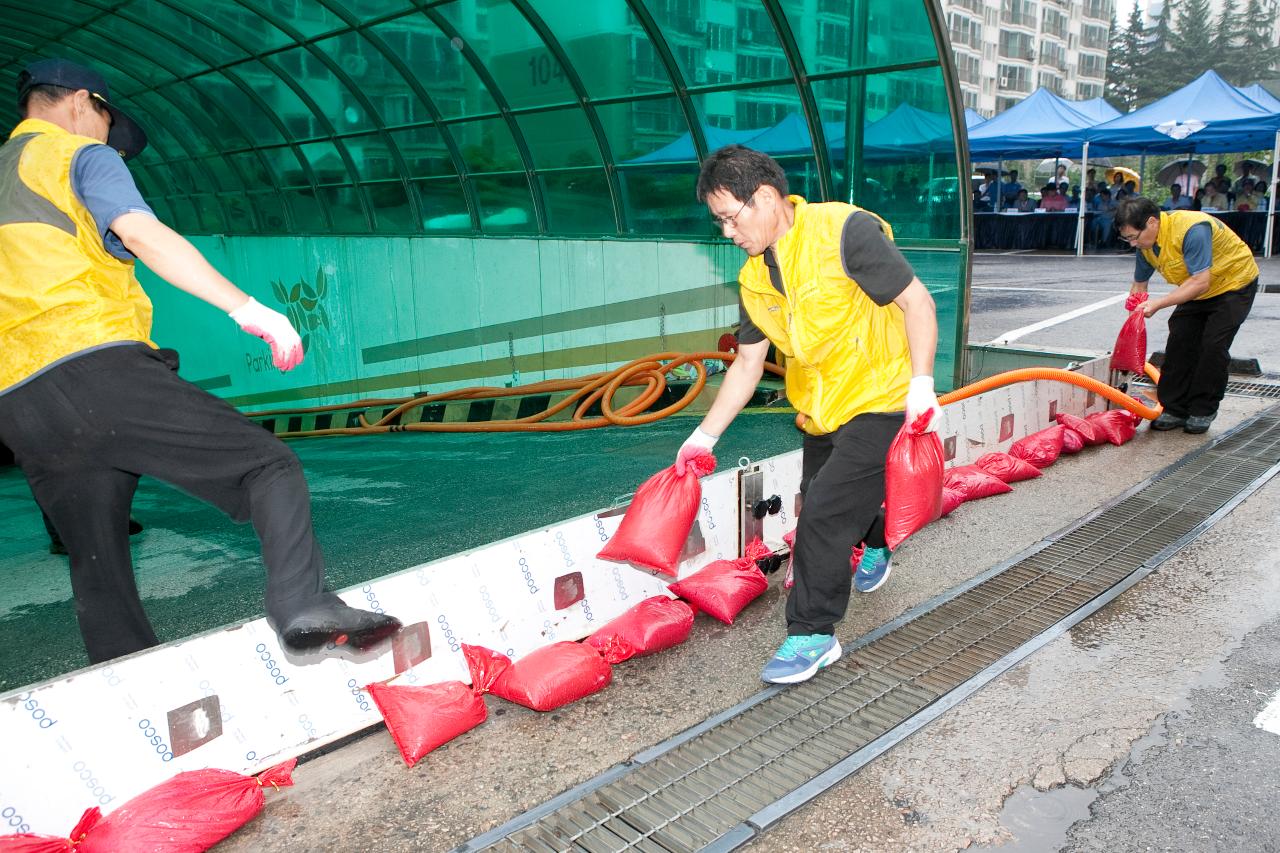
[0,0,969,243]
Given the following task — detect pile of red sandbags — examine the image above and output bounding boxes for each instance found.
[0,762,296,852]
[938,408,1143,519]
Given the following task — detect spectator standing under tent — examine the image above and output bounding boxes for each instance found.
[1000,170,1023,210]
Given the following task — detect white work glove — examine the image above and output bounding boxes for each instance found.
[230,297,304,372]
[905,375,943,433]
[675,425,719,476]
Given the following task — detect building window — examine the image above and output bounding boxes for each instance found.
[998,30,1034,61]
[997,63,1031,93]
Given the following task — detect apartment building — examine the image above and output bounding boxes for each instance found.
[942,0,1114,117]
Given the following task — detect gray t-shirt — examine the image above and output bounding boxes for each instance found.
[70,144,156,260]
[1134,221,1213,283]
[737,211,914,345]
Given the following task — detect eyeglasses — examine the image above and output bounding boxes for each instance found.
[710,192,754,229]
[1117,230,1143,244]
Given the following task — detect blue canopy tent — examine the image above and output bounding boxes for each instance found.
[1085,70,1280,156]
[859,103,954,160]
[624,125,763,164]
[964,108,986,130]
[1069,98,1122,125]
[1086,70,1280,256]
[1239,82,1280,112]
[965,88,1122,255]
[967,88,1100,160]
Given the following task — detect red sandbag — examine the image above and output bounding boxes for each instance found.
[1086,409,1140,445]
[974,452,1042,483]
[883,411,944,550]
[488,642,612,711]
[585,596,695,664]
[367,681,487,768]
[1009,425,1066,468]
[1110,293,1148,372]
[596,451,716,574]
[940,486,966,517]
[668,540,771,625]
[943,465,1013,503]
[70,762,295,852]
[1060,427,1085,454]
[0,809,102,852]
[1055,412,1106,446]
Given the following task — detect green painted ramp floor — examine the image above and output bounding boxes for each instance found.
[0,412,798,691]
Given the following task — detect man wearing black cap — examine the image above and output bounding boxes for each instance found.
[0,59,401,664]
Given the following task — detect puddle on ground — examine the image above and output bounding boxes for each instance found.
[976,784,1098,851]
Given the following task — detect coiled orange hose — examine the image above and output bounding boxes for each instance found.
[247,352,785,438]
[247,354,1160,439]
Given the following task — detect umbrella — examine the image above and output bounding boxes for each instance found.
[1234,157,1270,177]
[1034,157,1074,175]
[1106,166,1141,190]
[1155,158,1206,185]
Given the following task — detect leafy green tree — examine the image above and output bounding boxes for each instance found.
[1169,0,1214,87]
[1106,4,1144,111]
[1211,0,1246,84]
[1238,0,1280,83]
[1134,0,1177,107]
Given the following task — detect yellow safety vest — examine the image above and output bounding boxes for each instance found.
[1141,211,1258,300]
[739,196,912,436]
[0,118,154,392]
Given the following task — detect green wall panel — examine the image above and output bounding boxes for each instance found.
[142,234,965,410]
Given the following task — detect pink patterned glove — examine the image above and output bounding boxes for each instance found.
[229,298,304,372]
[675,426,719,476]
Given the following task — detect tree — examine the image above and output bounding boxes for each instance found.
[1133,0,1177,107]
[1106,4,1144,111]
[1238,0,1280,83]
[1169,0,1214,87]
[1210,0,1246,84]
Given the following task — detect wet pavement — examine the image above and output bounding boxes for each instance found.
[215,253,1280,851]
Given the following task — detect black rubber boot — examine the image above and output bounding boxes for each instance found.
[274,596,402,652]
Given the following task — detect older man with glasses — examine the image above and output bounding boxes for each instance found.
[0,59,401,664]
[1114,197,1258,434]
[676,145,941,685]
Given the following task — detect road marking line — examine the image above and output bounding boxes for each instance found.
[1256,688,1280,736]
[975,286,1122,294]
[986,292,1128,345]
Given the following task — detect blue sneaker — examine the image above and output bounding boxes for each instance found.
[761,634,842,684]
[854,546,893,593]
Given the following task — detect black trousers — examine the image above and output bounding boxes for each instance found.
[0,344,329,663]
[787,411,902,636]
[1157,279,1257,419]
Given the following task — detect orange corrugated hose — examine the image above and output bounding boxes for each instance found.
[937,362,1163,417]
[246,352,785,438]
[246,354,1160,439]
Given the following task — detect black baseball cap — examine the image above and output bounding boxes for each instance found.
[17,58,147,160]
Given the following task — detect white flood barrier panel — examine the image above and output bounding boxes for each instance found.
[0,467,741,833]
[0,358,1116,833]
[1255,688,1280,736]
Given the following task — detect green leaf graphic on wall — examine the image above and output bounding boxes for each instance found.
[269,265,332,354]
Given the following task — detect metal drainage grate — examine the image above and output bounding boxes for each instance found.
[458,408,1280,853]
[1131,378,1280,399]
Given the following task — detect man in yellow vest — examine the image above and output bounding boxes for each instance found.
[0,59,400,664]
[1115,197,1258,434]
[675,146,941,685]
